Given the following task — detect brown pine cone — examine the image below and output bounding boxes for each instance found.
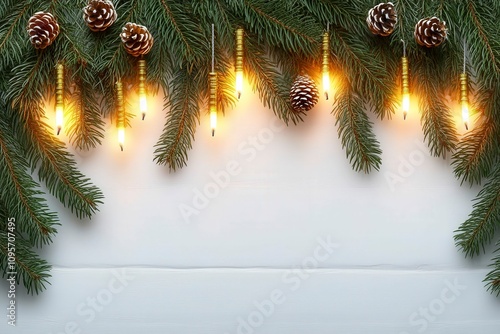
[414,17,447,48]
[290,75,319,113]
[27,12,60,49]
[120,22,154,57]
[366,2,397,36]
[83,0,117,32]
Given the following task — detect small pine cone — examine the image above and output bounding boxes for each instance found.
[290,75,319,113]
[120,22,154,57]
[27,12,60,49]
[83,0,117,32]
[414,17,447,48]
[366,2,397,36]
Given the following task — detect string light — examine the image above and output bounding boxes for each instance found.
[461,40,469,130]
[401,40,410,120]
[55,63,64,135]
[138,58,147,120]
[235,27,244,100]
[322,23,330,100]
[210,24,217,136]
[116,79,125,151]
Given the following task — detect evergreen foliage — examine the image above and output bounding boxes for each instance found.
[0,0,498,294]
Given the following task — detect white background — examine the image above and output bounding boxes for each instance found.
[2,88,500,334]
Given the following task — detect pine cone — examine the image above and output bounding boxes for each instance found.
[27,12,60,49]
[83,0,117,32]
[120,22,154,57]
[414,17,447,48]
[366,2,397,36]
[290,75,319,113]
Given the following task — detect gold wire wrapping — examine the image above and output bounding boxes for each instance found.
[209,72,217,136]
[322,31,330,100]
[401,56,409,119]
[460,72,469,130]
[55,63,64,135]
[116,79,125,151]
[235,28,244,99]
[138,59,147,120]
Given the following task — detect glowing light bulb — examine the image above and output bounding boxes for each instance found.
[462,103,469,130]
[402,93,410,120]
[140,94,147,120]
[210,109,217,137]
[235,71,243,100]
[322,72,330,100]
[117,127,125,151]
[55,105,63,135]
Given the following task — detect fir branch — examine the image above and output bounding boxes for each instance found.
[0,116,58,247]
[229,0,321,55]
[332,84,382,173]
[330,29,397,120]
[452,117,498,185]
[154,67,201,171]
[0,231,52,294]
[454,165,500,258]
[66,77,105,151]
[485,242,500,297]
[414,53,457,157]
[20,108,104,219]
[245,38,299,125]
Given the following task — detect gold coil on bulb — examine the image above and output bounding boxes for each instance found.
[116,79,125,151]
[322,31,330,100]
[138,59,147,120]
[460,72,469,130]
[401,56,410,120]
[235,28,244,99]
[55,63,64,135]
[401,56,409,96]
[209,72,217,136]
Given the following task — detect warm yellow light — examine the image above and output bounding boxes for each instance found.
[402,93,410,120]
[55,105,63,135]
[462,103,469,130]
[322,72,330,100]
[210,110,217,137]
[236,71,243,100]
[118,128,125,151]
[140,94,147,120]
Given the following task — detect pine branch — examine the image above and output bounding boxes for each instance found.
[0,231,52,294]
[66,76,105,151]
[454,165,500,258]
[332,84,382,173]
[415,53,458,158]
[19,107,104,219]
[228,0,321,55]
[485,242,500,297]
[245,38,299,125]
[153,67,201,171]
[0,116,58,247]
[452,117,499,185]
[330,29,397,120]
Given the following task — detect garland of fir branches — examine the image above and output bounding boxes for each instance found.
[0,0,499,296]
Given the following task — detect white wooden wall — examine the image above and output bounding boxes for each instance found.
[2,91,500,334]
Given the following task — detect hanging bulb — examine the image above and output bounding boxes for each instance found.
[235,28,244,100]
[138,59,147,120]
[401,56,410,120]
[55,63,64,135]
[322,30,330,100]
[209,72,217,136]
[116,79,125,151]
[460,73,469,130]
